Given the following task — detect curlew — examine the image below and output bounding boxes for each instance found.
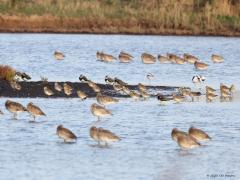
[177,135,201,149]
[183,53,198,64]
[90,126,120,146]
[211,54,224,63]
[5,100,27,119]
[171,128,188,142]
[194,61,209,70]
[206,86,216,94]
[97,52,116,62]
[129,90,140,100]
[27,102,46,121]
[118,51,133,63]
[188,127,211,141]
[158,55,170,63]
[138,83,147,92]
[141,53,156,64]
[206,92,218,102]
[88,81,101,93]
[90,103,112,121]
[56,125,77,143]
[96,93,119,106]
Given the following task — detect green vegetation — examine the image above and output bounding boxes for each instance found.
[0,0,239,35]
[0,65,16,82]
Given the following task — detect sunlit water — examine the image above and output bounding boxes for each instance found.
[0,34,239,180]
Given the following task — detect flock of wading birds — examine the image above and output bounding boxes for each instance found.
[1,50,236,150]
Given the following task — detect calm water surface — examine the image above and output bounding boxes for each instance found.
[0,34,239,180]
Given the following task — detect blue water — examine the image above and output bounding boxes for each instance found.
[0,34,239,180]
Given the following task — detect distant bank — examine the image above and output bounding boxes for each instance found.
[0,15,239,36]
[0,0,239,36]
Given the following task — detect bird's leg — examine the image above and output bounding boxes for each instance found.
[13,113,17,120]
[33,115,36,121]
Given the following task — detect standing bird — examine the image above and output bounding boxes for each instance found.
[105,75,115,85]
[27,102,46,121]
[141,53,156,64]
[183,53,198,64]
[54,82,62,92]
[140,90,150,100]
[129,90,140,100]
[77,90,88,100]
[175,57,186,65]
[44,86,54,96]
[194,61,209,70]
[0,109,4,115]
[56,125,77,143]
[122,85,130,95]
[177,135,201,150]
[138,83,147,92]
[113,83,123,92]
[114,77,128,86]
[54,51,65,60]
[206,92,218,102]
[97,52,116,62]
[96,93,119,106]
[171,128,188,142]
[158,55,170,63]
[173,94,185,103]
[211,54,224,63]
[5,100,27,119]
[118,51,133,63]
[87,81,101,93]
[90,103,112,121]
[206,86,216,94]
[90,126,121,146]
[188,127,211,141]
[63,83,73,96]
[79,74,89,82]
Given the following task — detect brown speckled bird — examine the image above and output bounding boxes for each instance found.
[27,102,46,121]
[90,126,120,146]
[188,127,211,141]
[56,125,77,143]
[5,100,27,119]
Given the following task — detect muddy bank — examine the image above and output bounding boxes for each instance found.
[0,80,182,98]
[0,15,239,37]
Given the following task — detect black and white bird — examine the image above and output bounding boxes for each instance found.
[105,75,115,85]
[192,75,206,84]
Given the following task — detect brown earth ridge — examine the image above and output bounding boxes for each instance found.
[0,15,239,36]
[0,80,183,98]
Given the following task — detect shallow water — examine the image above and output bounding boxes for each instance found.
[0,34,239,180]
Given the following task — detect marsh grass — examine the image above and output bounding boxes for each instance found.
[0,0,239,34]
[0,65,16,81]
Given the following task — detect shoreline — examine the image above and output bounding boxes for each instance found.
[1,31,240,37]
